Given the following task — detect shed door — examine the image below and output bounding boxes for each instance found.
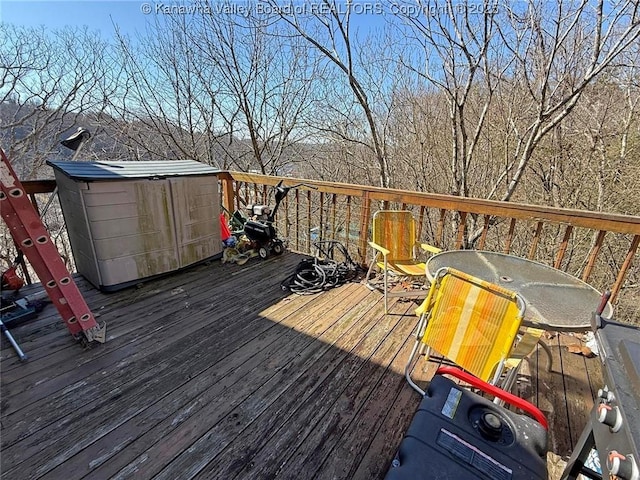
[169,176,221,267]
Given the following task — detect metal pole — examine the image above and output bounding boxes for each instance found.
[41,129,91,217]
[0,318,28,361]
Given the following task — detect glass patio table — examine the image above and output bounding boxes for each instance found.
[426,250,613,332]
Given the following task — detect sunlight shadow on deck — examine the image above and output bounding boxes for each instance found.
[0,254,424,480]
[0,252,598,480]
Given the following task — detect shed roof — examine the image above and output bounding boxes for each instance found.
[46,160,222,181]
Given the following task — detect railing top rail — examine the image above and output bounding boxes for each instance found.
[226,172,640,236]
[21,179,57,195]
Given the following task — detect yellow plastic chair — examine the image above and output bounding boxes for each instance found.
[365,210,440,313]
[405,267,526,395]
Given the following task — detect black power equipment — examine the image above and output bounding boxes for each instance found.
[385,366,549,480]
[242,181,313,259]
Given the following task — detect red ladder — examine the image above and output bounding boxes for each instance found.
[0,148,106,344]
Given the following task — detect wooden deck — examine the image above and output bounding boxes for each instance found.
[1,252,602,480]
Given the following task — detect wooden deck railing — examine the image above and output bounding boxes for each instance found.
[16,174,640,321]
[219,172,640,320]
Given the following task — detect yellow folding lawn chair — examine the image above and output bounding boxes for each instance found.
[365,210,440,313]
[501,326,552,393]
[405,267,526,395]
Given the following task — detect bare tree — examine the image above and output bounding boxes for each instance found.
[266,0,393,187]
[393,0,507,199]
[495,0,640,202]
[391,0,640,201]
[0,25,119,272]
[186,9,322,174]
[561,47,640,215]
[385,85,452,193]
[0,24,116,176]
[108,7,320,174]
[108,19,231,164]
[388,0,640,249]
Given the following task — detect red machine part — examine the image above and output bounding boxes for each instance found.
[1,265,25,291]
[0,148,105,344]
[436,365,549,430]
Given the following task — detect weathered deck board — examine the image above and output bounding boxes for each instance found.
[0,252,601,479]
[50,286,360,479]
[202,301,414,480]
[2,262,296,444]
[557,334,599,449]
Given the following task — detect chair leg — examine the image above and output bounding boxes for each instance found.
[538,338,553,372]
[405,314,433,395]
[496,336,552,403]
[414,314,428,354]
[493,363,519,406]
[365,258,377,291]
[497,337,554,404]
[383,270,389,313]
[364,257,390,314]
[500,364,521,394]
[405,339,427,396]
[499,330,552,396]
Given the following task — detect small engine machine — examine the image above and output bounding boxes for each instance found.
[385,366,549,480]
[241,181,313,259]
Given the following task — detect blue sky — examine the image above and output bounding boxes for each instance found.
[1,1,159,37]
[0,0,387,39]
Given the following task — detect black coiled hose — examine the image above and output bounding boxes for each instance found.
[281,241,361,295]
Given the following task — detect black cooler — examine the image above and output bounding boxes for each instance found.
[386,367,548,480]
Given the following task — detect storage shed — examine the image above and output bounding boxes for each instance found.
[47,160,223,291]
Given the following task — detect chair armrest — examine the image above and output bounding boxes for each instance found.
[415,295,430,315]
[420,243,441,254]
[368,241,390,257]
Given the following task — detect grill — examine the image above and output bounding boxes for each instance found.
[561,317,640,480]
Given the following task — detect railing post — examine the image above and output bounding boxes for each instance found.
[345,196,352,251]
[455,211,468,249]
[478,215,490,250]
[504,218,517,254]
[358,192,371,266]
[418,206,426,240]
[331,193,337,240]
[528,221,544,259]
[219,172,235,217]
[295,188,300,252]
[554,225,573,270]
[306,190,312,252]
[610,234,640,304]
[582,230,607,282]
[319,192,325,243]
[436,209,446,248]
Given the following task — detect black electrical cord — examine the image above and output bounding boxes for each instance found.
[281,241,361,295]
